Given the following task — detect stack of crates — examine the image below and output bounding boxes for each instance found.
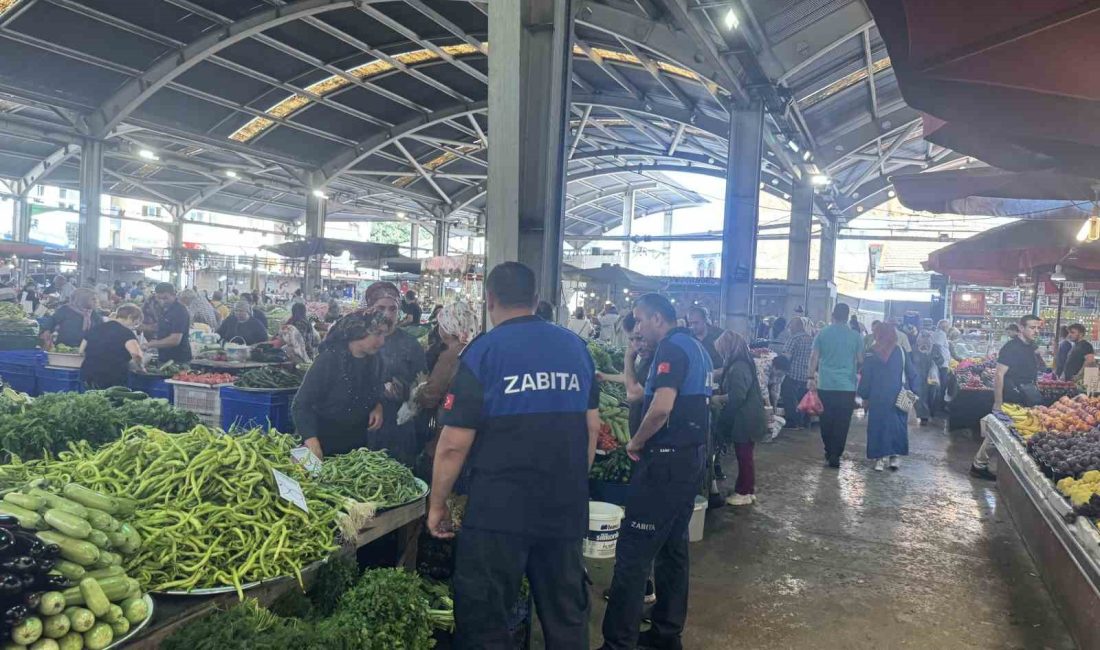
[168,382,225,428]
[219,387,295,432]
[35,366,83,394]
[0,349,44,395]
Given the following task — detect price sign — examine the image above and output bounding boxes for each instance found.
[271,468,309,513]
[290,446,323,476]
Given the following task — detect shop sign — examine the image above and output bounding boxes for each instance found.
[952,291,986,315]
[985,291,1001,305]
[1003,290,1020,305]
[1064,282,1085,297]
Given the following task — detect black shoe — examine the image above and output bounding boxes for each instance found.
[970,464,996,481]
[919,418,929,426]
[637,628,683,650]
[827,456,841,468]
[602,581,657,605]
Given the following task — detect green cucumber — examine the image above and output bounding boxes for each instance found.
[35,532,98,567]
[28,640,58,650]
[37,593,65,617]
[82,567,122,580]
[56,633,82,650]
[43,511,91,540]
[50,562,85,582]
[0,504,43,530]
[119,597,147,625]
[27,491,87,519]
[81,510,117,533]
[40,614,69,640]
[62,608,93,634]
[3,492,44,512]
[59,486,116,517]
[62,577,136,608]
[76,579,108,618]
[83,531,109,552]
[89,551,119,570]
[11,617,42,645]
[80,624,112,650]
[99,606,122,626]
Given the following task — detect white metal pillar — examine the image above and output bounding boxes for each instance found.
[621,189,635,269]
[77,138,103,287]
[433,220,448,257]
[819,220,837,285]
[409,224,420,258]
[486,0,574,305]
[718,98,765,334]
[662,210,673,275]
[786,180,813,317]
[168,205,185,286]
[303,174,326,297]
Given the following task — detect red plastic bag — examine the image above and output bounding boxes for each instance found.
[798,389,824,416]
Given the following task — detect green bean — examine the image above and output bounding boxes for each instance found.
[318,448,425,508]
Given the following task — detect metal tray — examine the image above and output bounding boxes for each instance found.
[156,580,262,596]
[377,477,430,512]
[105,594,154,648]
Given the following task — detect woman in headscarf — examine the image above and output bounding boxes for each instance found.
[858,323,919,471]
[40,287,102,349]
[911,331,944,426]
[363,281,427,466]
[179,289,219,330]
[292,311,388,458]
[216,301,269,345]
[712,330,768,505]
[80,303,144,389]
[282,302,320,360]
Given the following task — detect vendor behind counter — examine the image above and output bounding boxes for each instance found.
[39,288,102,349]
[80,304,143,389]
[217,301,269,345]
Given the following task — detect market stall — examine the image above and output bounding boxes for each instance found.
[982,411,1100,648]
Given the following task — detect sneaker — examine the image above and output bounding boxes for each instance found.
[643,579,656,605]
[970,464,996,481]
[873,458,885,472]
[726,493,754,506]
[889,455,901,470]
[636,628,683,650]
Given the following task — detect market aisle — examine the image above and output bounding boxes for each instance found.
[568,415,1077,649]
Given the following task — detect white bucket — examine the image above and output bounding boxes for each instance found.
[584,501,625,559]
[688,495,708,543]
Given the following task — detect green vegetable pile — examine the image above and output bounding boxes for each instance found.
[144,360,188,377]
[0,302,37,336]
[600,379,627,403]
[0,386,32,416]
[235,366,304,390]
[0,390,199,461]
[590,447,633,483]
[318,449,425,509]
[162,565,453,650]
[587,341,616,374]
[2,426,345,597]
[262,308,290,337]
[52,343,80,354]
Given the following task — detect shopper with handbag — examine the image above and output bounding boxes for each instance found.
[858,323,919,471]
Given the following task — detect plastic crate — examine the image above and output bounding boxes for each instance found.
[0,349,45,366]
[169,383,223,424]
[128,373,173,403]
[35,366,84,394]
[219,387,295,432]
[0,350,45,396]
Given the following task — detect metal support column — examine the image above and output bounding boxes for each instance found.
[303,174,326,297]
[12,197,30,282]
[433,220,448,257]
[410,224,420,259]
[77,138,103,287]
[169,205,185,286]
[621,189,635,269]
[662,210,673,275]
[786,180,813,317]
[719,98,765,334]
[487,0,574,305]
[819,220,837,285]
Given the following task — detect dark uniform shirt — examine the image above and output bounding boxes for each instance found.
[440,315,599,538]
[628,353,654,436]
[998,337,1039,404]
[156,301,192,364]
[642,327,713,448]
[697,324,723,369]
[1064,339,1095,380]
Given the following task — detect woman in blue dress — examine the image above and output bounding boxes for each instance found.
[858,323,919,471]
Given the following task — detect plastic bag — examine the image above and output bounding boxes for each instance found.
[798,389,824,416]
[927,364,940,386]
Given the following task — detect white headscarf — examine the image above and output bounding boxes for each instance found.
[437,300,480,344]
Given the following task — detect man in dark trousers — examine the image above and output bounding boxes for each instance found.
[428,261,601,649]
[600,293,713,650]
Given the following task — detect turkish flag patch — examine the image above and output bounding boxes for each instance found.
[443,394,455,410]
[657,362,671,375]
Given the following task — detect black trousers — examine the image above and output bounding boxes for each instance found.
[934,366,950,416]
[781,377,809,427]
[453,528,588,650]
[602,447,705,649]
[818,390,856,461]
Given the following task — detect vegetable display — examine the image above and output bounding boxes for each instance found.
[1,426,343,597]
[589,447,633,483]
[114,398,200,434]
[318,449,424,509]
[144,361,188,378]
[170,372,235,386]
[52,344,80,354]
[0,387,31,417]
[0,303,37,337]
[0,483,153,650]
[587,341,618,374]
[234,367,304,390]
[598,391,630,446]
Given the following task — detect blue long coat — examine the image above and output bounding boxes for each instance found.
[858,347,919,459]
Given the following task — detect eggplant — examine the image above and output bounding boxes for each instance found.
[3,603,27,626]
[0,515,21,528]
[22,590,39,610]
[0,528,14,554]
[2,556,37,574]
[0,573,22,596]
[37,544,61,560]
[35,575,68,591]
[17,573,35,590]
[34,557,56,573]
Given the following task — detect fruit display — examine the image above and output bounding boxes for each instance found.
[999,404,1042,439]
[0,484,153,650]
[170,371,236,386]
[953,357,997,391]
[1038,376,1079,403]
[1056,471,1100,516]
[1031,395,1100,433]
[1026,429,1100,479]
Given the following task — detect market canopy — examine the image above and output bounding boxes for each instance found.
[923,219,1100,285]
[565,264,664,292]
[892,168,1099,215]
[866,0,1100,178]
[262,238,400,265]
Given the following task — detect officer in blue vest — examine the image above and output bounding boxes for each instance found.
[428,261,602,649]
[600,293,713,650]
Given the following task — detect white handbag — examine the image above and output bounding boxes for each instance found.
[895,349,919,414]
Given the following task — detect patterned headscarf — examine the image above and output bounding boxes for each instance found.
[874,322,899,362]
[362,281,400,308]
[69,288,96,332]
[437,300,480,344]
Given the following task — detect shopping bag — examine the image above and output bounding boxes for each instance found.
[927,364,940,386]
[798,389,824,416]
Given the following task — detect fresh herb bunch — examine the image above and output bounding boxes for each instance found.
[161,599,321,650]
[115,398,200,433]
[0,392,124,459]
[323,568,437,650]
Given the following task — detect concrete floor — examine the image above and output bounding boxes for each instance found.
[559,414,1078,649]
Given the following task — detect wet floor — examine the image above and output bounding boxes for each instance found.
[559,414,1078,649]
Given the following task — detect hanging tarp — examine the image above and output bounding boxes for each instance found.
[261,238,401,265]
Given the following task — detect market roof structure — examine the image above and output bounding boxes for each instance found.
[0,0,964,239]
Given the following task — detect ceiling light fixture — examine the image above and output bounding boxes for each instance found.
[138,149,158,161]
[787,140,800,153]
[225,170,238,178]
[312,189,328,199]
[1051,264,1067,282]
[810,174,830,186]
[723,8,740,30]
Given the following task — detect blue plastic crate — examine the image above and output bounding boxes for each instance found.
[128,373,173,403]
[35,366,84,394]
[219,387,295,432]
[0,349,45,366]
[0,368,36,395]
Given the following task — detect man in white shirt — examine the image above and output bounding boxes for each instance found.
[931,319,952,416]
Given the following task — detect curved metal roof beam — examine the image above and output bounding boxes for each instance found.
[84,0,367,138]
[14,143,80,197]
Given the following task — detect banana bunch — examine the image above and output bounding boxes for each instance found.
[598,392,631,445]
[1002,403,1041,438]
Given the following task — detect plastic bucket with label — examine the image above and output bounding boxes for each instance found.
[688,495,708,542]
[584,501,625,559]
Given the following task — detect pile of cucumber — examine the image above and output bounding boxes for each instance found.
[0,484,150,649]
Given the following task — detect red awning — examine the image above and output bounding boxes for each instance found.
[0,242,45,258]
[866,0,1100,177]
